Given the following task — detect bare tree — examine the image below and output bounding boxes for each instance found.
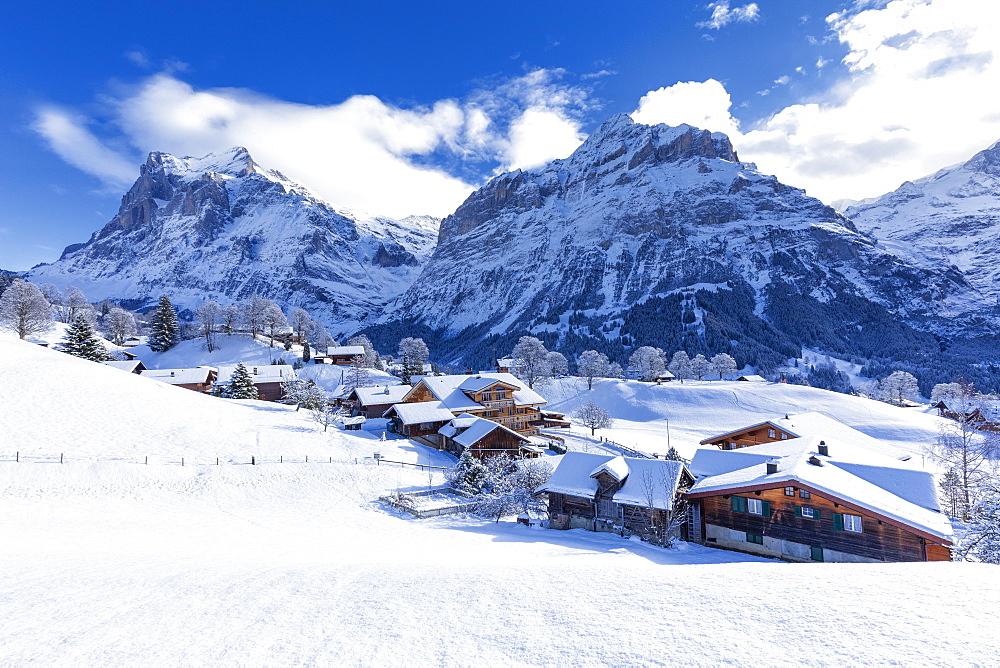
[876,370,920,406]
[547,351,569,378]
[310,400,344,432]
[240,295,271,338]
[104,307,138,346]
[288,307,313,343]
[631,346,666,382]
[65,287,90,324]
[639,467,688,547]
[345,355,371,392]
[346,334,378,367]
[222,304,240,335]
[710,352,738,380]
[667,350,692,382]
[573,401,613,436]
[196,301,223,352]
[511,336,551,389]
[689,353,710,381]
[0,279,53,339]
[398,336,429,384]
[932,384,999,519]
[577,350,609,390]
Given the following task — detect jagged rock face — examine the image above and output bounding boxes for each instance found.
[31,147,439,329]
[387,114,977,345]
[844,140,1000,311]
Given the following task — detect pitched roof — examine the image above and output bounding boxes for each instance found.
[216,364,295,384]
[140,367,215,385]
[737,375,768,382]
[327,345,365,357]
[406,373,546,411]
[700,412,910,460]
[386,401,455,425]
[102,360,144,373]
[351,384,412,406]
[440,415,528,448]
[539,451,686,510]
[687,435,951,542]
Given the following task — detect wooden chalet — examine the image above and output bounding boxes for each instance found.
[314,345,366,365]
[540,452,693,540]
[438,413,539,460]
[342,416,365,431]
[699,412,912,460]
[932,400,1000,432]
[216,364,296,401]
[538,410,571,429]
[398,373,547,436]
[685,436,953,563]
[737,375,768,383]
[495,357,524,374]
[102,359,147,374]
[139,367,217,393]
[383,401,456,447]
[348,384,412,419]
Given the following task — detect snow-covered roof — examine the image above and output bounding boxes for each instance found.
[387,401,455,425]
[737,375,768,382]
[457,375,517,392]
[700,412,910,461]
[687,436,951,541]
[352,384,412,406]
[439,413,480,438]
[539,451,686,510]
[590,455,629,482]
[446,416,528,449]
[102,360,143,373]
[496,358,522,367]
[342,417,366,426]
[217,364,296,384]
[140,367,215,385]
[327,345,365,357]
[407,373,546,411]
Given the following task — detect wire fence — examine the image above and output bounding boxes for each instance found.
[0,452,452,469]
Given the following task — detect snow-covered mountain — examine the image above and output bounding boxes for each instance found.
[843,140,1000,308]
[29,147,439,330]
[370,114,982,369]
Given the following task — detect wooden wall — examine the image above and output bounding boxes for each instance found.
[697,486,944,562]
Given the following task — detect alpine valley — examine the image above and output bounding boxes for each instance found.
[25,116,1000,391]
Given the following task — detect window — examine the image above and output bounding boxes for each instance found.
[796,506,818,519]
[799,490,811,499]
[784,487,796,497]
[780,433,788,440]
[747,498,763,515]
[810,546,824,562]
[768,428,776,438]
[746,533,764,545]
[834,512,863,533]
[731,496,770,517]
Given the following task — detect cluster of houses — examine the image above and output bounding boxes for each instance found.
[538,412,953,564]
[103,358,296,402]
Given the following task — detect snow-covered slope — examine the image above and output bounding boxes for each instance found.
[28,147,439,332]
[373,115,978,367]
[844,139,1000,310]
[3,336,1000,665]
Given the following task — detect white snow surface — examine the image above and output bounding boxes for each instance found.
[3,338,1000,665]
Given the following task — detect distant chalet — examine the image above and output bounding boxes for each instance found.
[313,346,366,365]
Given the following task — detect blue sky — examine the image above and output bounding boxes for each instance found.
[2,0,998,270]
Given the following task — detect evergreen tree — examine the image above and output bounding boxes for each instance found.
[61,314,108,362]
[302,341,312,363]
[447,448,489,495]
[227,363,260,399]
[149,295,180,352]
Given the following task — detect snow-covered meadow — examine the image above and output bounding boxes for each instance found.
[3,337,999,665]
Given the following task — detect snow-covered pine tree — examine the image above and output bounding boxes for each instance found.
[61,313,108,362]
[302,341,311,363]
[448,448,490,495]
[227,363,260,399]
[149,295,180,352]
[958,486,1000,564]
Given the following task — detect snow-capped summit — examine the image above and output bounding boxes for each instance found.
[844,139,1000,306]
[375,114,976,367]
[29,148,439,330]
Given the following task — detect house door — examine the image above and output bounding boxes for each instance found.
[597,498,617,519]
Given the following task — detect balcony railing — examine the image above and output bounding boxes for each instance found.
[481,399,514,408]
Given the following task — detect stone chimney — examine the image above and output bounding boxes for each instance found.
[818,441,829,457]
[766,459,779,474]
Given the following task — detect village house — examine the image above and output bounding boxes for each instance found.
[494,357,523,375]
[102,359,147,374]
[539,452,693,540]
[347,384,412,419]
[397,373,547,436]
[932,400,1000,432]
[737,374,768,383]
[216,364,296,401]
[437,413,541,460]
[139,366,217,393]
[383,401,456,447]
[685,435,953,563]
[699,412,911,461]
[313,345,366,365]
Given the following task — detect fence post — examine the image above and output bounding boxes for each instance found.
[216,457,219,465]
[280,455,283,464]
[16,452,18,463]
[252,456,255,466]
[60,453,63,464]
[305,455,308,463]
[145,456,148,465]
[329,457,332,463]
[182,457,184,466]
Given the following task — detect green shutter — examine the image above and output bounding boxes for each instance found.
[762,500,771,518]
[794,506,802,517]
[813,509,821,520]
[810,546,824,562]
[732,496,748,513]
[738,496,748,513]
[833,512,844,531]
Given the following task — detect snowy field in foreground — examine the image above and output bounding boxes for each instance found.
[3,337,998,665]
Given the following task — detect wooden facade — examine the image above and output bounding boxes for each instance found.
[443,423,528,460]
[404,379,545,436]
[700,421,794,450]
[687,483,951,562]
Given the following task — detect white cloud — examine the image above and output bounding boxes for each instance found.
[774,75,791,85]
[635,0,1000,204]
[698,2,761,29]
[33,70,596,218]
[631,79,741,137]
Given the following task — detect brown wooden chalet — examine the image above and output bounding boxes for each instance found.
[139,367,217,393]
[685,436,953,563]
[932,400,1000,432]
[383,401,456,447]
[348,384,412,419]
[313,345,366,365]
[539,452,692,541]
[701,419,795,450]
[216,364,296,401]
[438,414,540,460]
[102,359,147,374]
[398,373,547,436]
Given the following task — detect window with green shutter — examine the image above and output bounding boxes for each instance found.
[761,500,771,517]
[746,532,764,545]
[796,506,819,519]
[810,546,824,562]
[731,496,748,513]
[833,512,844,531]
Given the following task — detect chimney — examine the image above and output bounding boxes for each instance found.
[818,441,829,457]
[808,455,823,466]
[170,371,175,377]
[253,367,258,375]
[766,459,779,474]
